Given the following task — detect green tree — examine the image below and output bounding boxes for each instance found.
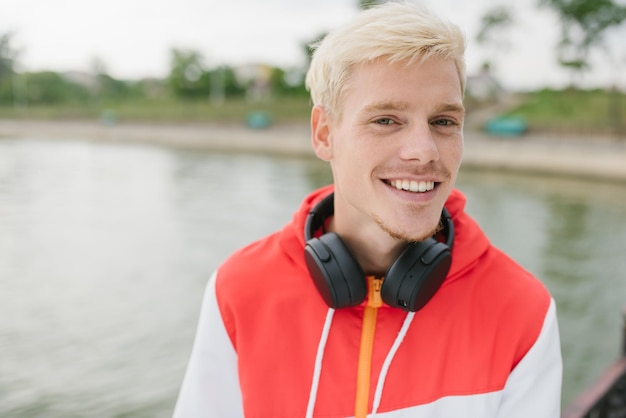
[358,0,385,9]
[167,49,249,100]
[0,32,19,103]
[215,66,245,97]
[0,32,17,79]
[269,67,307,97]
[476,6,514,47]
[475,6,515,81]
[98,74,134,99]
[201,66,246,104]
[168,48,208,98]
[540,0,626,80]
[23,71,90,104]
[89,57,134,101]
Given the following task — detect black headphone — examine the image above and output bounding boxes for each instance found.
[304,193,454,312]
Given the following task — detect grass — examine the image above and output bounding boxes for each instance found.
[503,88,626,136]
[0,95,313,124]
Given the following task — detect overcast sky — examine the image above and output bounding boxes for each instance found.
[1,0,625,90]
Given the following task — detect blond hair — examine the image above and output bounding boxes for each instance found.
[305,1,466,119]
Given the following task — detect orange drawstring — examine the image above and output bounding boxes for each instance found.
[354,276,383,418]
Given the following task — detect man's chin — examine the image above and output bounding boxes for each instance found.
[375,219,439,243]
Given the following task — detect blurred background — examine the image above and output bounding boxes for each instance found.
[0,0,624,129]
[1,0,625,417]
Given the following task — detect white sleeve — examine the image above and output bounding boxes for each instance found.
[173,271,244,418]
[497,298,563,418]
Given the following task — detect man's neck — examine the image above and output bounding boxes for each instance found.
[327,217,405,276]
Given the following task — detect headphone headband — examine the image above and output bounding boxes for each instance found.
[305,193,335,241]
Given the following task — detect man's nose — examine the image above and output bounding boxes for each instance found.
[397,122,439,163]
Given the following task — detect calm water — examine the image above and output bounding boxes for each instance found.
[0,137,625,417]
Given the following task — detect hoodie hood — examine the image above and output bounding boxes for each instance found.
[280,185,490,283]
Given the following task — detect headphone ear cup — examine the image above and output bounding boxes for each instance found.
[304,233,367,309]
[381,239,451,312]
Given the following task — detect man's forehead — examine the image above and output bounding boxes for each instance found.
[336,57,464,119]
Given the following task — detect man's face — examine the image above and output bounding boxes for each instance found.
[312,56,464,245]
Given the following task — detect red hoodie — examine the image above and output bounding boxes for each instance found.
[174,186,562,418]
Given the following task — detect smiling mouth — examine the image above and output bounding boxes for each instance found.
[386,179,436,193]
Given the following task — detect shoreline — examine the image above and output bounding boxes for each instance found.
[1,118,626,183]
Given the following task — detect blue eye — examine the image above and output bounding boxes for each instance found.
[433,119,454,126]
[375,118,395,125]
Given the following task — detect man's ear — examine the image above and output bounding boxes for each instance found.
[311,105,333,161]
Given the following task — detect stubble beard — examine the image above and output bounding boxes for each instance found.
[373,208,441,243]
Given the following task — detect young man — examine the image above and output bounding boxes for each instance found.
[173,2,562,417]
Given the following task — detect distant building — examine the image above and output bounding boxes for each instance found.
[234,63,273,102]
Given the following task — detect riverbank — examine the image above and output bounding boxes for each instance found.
[1,118,625,183]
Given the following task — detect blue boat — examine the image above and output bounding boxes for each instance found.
[484,115,528,137]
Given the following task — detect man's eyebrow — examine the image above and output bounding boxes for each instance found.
[362,101,411,113]
[436,102,466,115]
[361,101,465,115]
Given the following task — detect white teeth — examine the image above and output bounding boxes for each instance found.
[390,180,435,193]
